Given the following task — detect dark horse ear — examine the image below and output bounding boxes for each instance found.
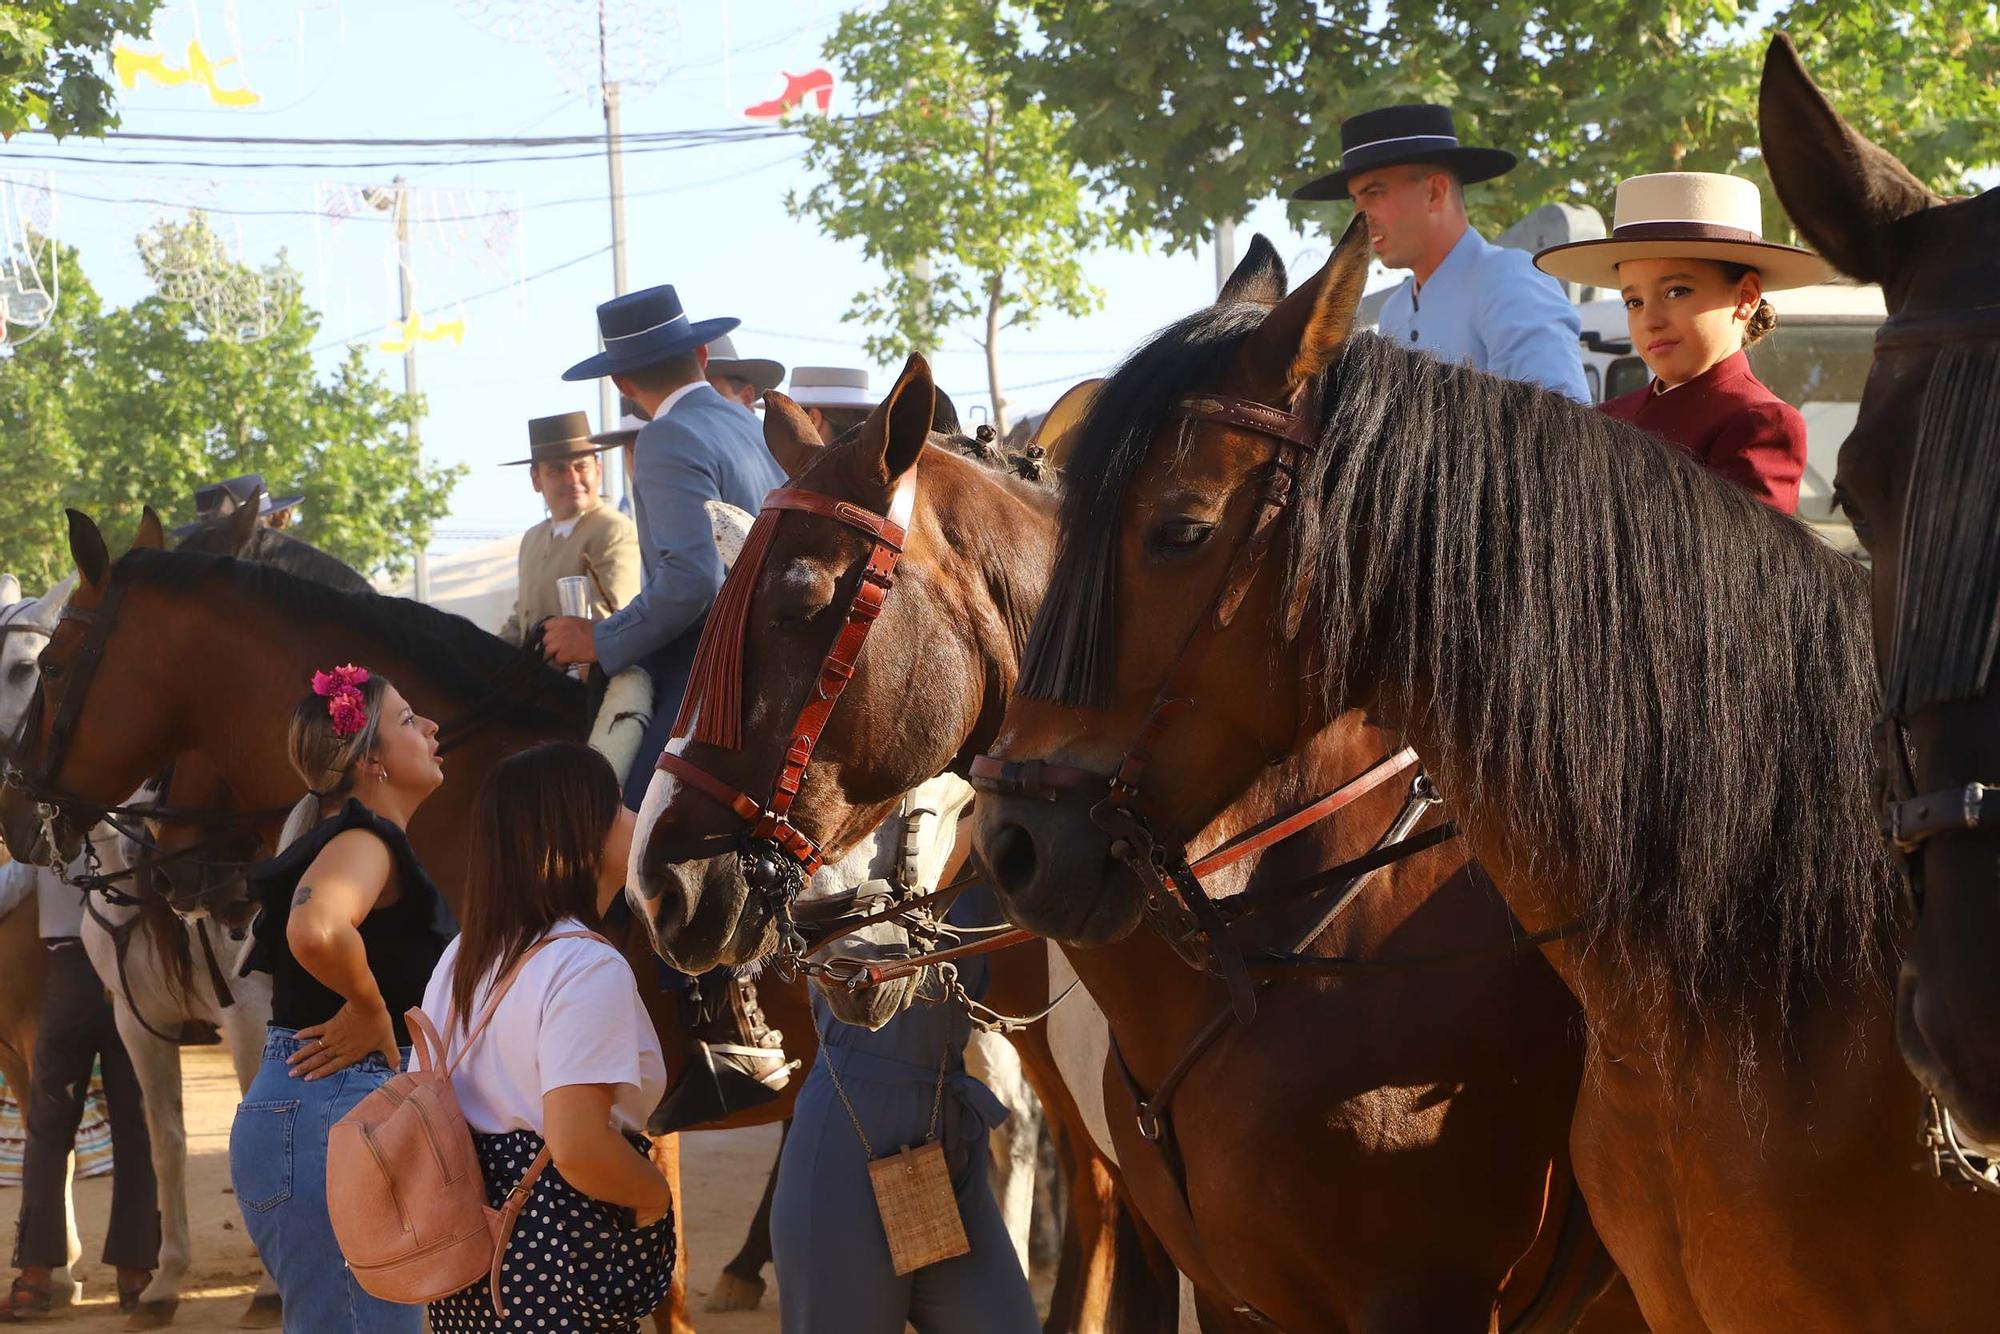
[853,354,935,489]
[1237,213,1371,401]
[761,390,826,476]
[1217,233,1288,308]
[1759,32,1940,285]
[131,506,166,551]
[221,486,264,553]
[66,509,109,591]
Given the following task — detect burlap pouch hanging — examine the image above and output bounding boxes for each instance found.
[866,1139,970,1275]
[820,1018,971,1276]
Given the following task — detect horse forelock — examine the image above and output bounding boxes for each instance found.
[1018,304,1267,709]
[1292,334,1899,1042]
[1886,341,2000,715]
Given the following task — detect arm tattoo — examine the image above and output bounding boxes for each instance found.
[292,884,314,908]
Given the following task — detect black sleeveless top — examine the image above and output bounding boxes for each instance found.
[242,800,452,1047]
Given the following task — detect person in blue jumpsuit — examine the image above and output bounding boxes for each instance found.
[770,885,1038,1333]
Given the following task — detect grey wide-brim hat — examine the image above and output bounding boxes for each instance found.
[705,333,786,396]
[788,366,875,411]
[586,411,652,450]
[171,473,304,538]
[501,410,621,466]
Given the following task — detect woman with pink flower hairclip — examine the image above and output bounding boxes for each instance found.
[228,664,448,1333]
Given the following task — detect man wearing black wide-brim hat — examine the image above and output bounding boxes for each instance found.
[1293,103,1588,402]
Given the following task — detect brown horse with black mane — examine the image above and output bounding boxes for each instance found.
[627,370,1641,1329]
[0,514,1155,1334]
[1758,34,2000,1164]
[972,215,2000,1329]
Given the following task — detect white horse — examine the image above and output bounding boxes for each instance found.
[0,577,279,1328]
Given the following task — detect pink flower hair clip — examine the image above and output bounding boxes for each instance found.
[310,664,371,737]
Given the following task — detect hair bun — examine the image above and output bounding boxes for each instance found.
[1744,298,1779,347]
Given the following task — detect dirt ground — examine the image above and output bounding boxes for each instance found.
[7,1045,787,1332]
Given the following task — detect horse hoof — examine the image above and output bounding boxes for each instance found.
[703,1272,766,1312]
[236,1295,282,1329]
[123,1298,178,1330]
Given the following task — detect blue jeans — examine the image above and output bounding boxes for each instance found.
[229,1029,421,1334]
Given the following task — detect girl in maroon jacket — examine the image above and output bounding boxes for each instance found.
[1535,172,1836,514]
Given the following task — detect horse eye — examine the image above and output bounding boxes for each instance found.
[1151,520,1215,553]
[6,663,30,684]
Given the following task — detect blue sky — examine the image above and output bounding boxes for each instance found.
[3,0,1333,546]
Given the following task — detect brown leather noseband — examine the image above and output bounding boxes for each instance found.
[654,467,920,952]
[971,389,1340,1023]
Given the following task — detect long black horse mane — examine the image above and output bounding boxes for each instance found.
[1023,305,1900,1037]
[111,546,584,732]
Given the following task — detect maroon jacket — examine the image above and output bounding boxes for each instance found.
[1598,350,1807,514]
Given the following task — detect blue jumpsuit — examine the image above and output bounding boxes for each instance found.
[770,888,1039,1333]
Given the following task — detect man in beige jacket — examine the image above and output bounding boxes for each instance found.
[498,410,641,645]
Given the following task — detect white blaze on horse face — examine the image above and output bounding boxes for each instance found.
[0,577,68,741]
[628,733,688,898]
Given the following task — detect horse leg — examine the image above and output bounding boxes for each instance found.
[707,1122,786,1313]
[646,1134,693,1334]
[965,1030,1040,1276]
[217,955,280,1328]
[108,997,187,1328]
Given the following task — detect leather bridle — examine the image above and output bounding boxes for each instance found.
[655,466,920,964]
[969,386,1452,1025]
[1869,306,2000,858]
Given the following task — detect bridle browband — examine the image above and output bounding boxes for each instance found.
[970,386,1456,1025]
[654,466,920,963]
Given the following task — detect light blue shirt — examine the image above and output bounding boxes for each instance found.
[1375,227,1589,403]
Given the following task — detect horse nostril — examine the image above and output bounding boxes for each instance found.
[987,822,1040,896]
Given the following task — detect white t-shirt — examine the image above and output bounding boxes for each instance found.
[417,920,666,1135]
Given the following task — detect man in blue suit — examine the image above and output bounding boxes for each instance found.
[542,284,787,802]
[544,284,794,1130]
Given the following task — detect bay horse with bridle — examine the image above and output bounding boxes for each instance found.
[1758,34,2000,1165]
[0,517,1152,1334]
[626,369,1638,1330]
[971,214,2000,1330]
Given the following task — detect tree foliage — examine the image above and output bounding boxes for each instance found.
[1001,1,1999,248]
[0,0,165,138]
[790,0,1118,432]
[0,217,461,589]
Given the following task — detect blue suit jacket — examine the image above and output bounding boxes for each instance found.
[594,384,787,677]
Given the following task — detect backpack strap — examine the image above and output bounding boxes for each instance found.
[488,1143,554,1318]
[426,930,615,1078]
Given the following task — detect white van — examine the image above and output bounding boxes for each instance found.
[1576,281,1885,552]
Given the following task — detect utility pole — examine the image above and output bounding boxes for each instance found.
[382,175,430,603]
[598,0,632,506]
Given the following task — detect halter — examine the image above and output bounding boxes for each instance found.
[970,387,1450,1025]
[654,466,920,963]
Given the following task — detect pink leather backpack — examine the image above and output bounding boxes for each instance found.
[326,930,608,1314]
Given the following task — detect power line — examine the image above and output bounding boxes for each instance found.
[308,243,611,354]
[45,149,808,221]
[0,131,799,172]
[17,124,805,150]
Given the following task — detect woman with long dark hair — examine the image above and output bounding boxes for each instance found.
[231,665,448,1333]
[420,741,673,1333]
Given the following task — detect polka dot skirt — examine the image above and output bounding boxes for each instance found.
[428,1128,677,1333]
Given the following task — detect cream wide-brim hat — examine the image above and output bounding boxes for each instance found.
[1534,172,1835,292]
[787,366,876,411]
